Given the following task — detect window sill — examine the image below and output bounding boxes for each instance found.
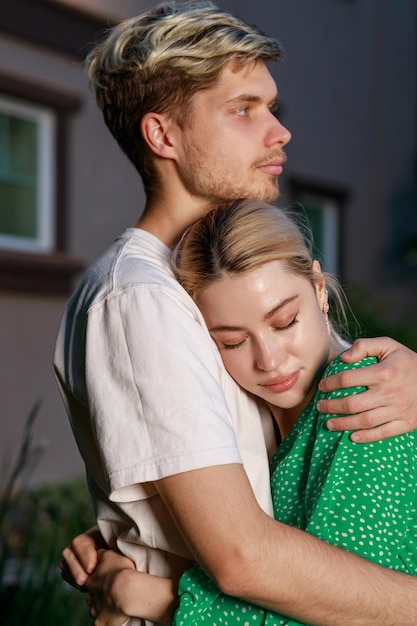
[0,250,84,295]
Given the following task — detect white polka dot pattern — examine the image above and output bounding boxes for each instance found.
[173,355,417,625]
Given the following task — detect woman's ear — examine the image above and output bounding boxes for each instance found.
[140,112,177,159]
[311,260,328,309]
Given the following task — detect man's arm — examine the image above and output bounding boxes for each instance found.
[64,462,417,625]
[318,337,417,442]
[156,463,417,626]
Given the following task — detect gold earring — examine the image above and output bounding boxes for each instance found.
[322,302,331,334]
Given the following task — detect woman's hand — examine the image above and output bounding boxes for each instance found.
[318,337,417,442]
[86,549,178,626]
[60,526,106,589]
[86,549,135,626]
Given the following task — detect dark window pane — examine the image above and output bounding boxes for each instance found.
[0,181,37,237]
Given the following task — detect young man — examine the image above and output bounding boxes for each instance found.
[54,2,417,625]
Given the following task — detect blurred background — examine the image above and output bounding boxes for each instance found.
[0,0,415,621]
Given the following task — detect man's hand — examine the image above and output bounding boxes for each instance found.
[60,526,106,589]
[318,337,417,442]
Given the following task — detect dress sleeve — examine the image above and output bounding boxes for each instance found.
[304,356,417,573]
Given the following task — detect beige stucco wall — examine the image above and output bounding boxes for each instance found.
[0,293,82,483]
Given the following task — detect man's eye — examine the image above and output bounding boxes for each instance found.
[269,103,279,118]
[235,107,249,116]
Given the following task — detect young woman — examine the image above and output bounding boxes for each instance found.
[85,200,417,626]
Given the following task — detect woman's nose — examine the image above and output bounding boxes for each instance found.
[255,341,279,371]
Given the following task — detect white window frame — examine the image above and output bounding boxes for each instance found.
[0,94,56,253]
[299,192,340,275]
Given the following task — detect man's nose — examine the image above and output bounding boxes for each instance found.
[266,114,291,148]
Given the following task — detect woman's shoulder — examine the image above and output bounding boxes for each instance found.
[323,351,377,379]
[319,352,378,400]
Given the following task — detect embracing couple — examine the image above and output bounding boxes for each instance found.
[54,2,417,625]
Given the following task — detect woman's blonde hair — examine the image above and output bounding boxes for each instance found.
[86,1,283,190]
[174,200,349,343]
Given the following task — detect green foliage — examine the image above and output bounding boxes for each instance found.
[0,404,95,625]
[25,477,96,565]
[344,286,417,352]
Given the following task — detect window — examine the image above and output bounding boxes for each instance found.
[0,72,83,294]
[288,180,348,276]
[298,193,340,274]
[0,95,56,254]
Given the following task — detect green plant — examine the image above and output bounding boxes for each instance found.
[344,286,417,352]
[0,403,95,625]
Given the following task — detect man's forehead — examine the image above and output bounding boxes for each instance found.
[203,59,278,101]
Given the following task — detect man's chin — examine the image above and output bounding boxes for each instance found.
[211,184,279,207]
[261,185,280,204]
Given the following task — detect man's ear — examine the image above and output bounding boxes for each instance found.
[140,112,177,159]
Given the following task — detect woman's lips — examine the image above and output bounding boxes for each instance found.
[259,370,299,393]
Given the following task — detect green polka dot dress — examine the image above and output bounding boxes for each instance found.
[173,354,417,625]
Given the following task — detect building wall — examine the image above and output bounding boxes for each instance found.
[0,0,415,486]
[0,0,148,484]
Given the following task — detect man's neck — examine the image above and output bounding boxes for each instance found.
[135,193,210,248]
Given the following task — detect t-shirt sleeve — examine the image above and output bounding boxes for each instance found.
[305,356,417,572]
[84,285,242,500]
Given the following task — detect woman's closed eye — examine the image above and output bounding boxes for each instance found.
[215,316,299,351]
[274,314,299,332]
[221,339,246,351]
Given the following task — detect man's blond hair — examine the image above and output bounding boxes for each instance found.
[87,1,284,189]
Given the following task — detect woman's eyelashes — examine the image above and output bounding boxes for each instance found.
[216,314,299,351]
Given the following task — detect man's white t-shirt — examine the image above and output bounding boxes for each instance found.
[54,228,275,623]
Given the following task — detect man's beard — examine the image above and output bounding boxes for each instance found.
[180,143,283,207]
